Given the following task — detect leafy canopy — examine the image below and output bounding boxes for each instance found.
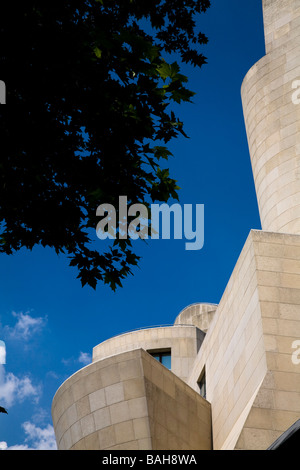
[0,0,210,290]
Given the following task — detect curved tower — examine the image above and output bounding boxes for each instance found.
[242,0,300,234]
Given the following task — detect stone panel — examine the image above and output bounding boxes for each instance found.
[92,325,205,383]
[52,349,212,450]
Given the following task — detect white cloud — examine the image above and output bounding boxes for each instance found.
[0,422,57,450]
[31,407,49,425]
[61,356,72,366]
[0,365,41,408]
[0,442,29,450]
[0,341,6,364]
[6,311,47,341]
[62,351,92,367]
[22,422,57,450]
[46,370,59,380]
[78,351,92,365]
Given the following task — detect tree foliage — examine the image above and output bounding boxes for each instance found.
[0,0,210,290]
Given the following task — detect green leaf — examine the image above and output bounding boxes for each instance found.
[153,146,173,160]
[157,60,171,80]
[93,46,102,58]
[170,61,180,77]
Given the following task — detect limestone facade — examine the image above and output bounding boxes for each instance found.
[52,349,211,450]
[187,230,300,449]
[92,325,205,383]
[241,0,300,234]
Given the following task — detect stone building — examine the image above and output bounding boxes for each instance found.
[51,0,300,450]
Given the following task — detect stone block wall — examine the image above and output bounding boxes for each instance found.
[187,230,300,449]
[92,326,204,384]
[52,349,212,450]
[241,0,300,235]
[235,231,300,449]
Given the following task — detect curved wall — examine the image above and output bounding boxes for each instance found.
[174,303,218,333]
[241,0,300,235]
[92,325,204,383]
[52,349,212,450]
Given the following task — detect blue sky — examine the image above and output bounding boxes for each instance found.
[0,0,265,450]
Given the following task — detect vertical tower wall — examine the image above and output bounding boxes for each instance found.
[241,0,300,235]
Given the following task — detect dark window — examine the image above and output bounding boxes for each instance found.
[149,350,171,370]
[198,369,206,399]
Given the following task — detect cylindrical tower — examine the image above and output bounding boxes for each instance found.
[242,0,300,234]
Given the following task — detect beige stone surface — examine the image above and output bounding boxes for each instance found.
[52,349,212,450]
[241,0,300,235]
[174,303,218,333]
[234,232,300,449]
[187,230,267,449]
[187,230,300,450]
[92,325,204,383]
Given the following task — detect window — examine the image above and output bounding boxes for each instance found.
[198,368,206,399]
[149,349,171,370]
